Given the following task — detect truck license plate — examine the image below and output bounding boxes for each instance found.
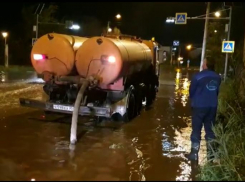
[53,104,74,111]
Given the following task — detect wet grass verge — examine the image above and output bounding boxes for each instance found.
[199,79,245,181]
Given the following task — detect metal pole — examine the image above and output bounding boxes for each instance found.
[107,21,110,34]
[243,20,245,65]
[179,46,181,58]
[36,14,39,39]
[178,47,181,68]
[4,37,8,68]
[5,44,8,68]
[170,47,173,66]
[224,7,232,81]
[200,2,211,71]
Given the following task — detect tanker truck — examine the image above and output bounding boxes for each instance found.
[20,34,159,122]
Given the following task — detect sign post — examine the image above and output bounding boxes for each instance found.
[187,60,190,68]
[222,41,235,81]
[223,7,233,81]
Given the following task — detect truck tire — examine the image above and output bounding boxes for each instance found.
[123,86,136,122]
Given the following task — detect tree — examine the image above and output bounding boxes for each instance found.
[206,21,226,73]
[78,16,103,36]
[9,4,61,65]
[38,4,65,36]
[206,19,245,101]
[113,27,121,35]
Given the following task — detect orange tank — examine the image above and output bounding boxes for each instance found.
[75,36,152,85]
[31,33,88,76]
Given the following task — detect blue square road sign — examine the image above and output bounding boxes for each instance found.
[173,40,179,46]
[175,13,187,24]
[222,41,235,53]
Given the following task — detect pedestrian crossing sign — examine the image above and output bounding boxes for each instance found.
[222,41,235,53]
[175,13,187,24]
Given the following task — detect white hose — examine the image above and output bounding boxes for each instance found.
[70,79,90,144]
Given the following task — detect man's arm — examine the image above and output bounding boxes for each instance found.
[189,76,198,99]
[217,75,222,95]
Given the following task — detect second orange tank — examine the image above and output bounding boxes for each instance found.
[75,36,153,85]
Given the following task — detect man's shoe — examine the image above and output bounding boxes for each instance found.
[185,143,200,161]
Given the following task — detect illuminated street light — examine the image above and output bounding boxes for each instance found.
[108,28,112,33]
[107,14,122,34]
[215,11,221,17]
[70,24,80,30]
[178,57,183,61]
[166,19,174,23]
[2,32,8,38]
[166,17,175,23]
[116,14,121,19]
[2,32,8,45]
[214,30,217,33]
[186,45,192,50]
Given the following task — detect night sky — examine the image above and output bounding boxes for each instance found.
[0,2,245,50]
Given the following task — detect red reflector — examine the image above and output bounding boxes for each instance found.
[33,54,46,61]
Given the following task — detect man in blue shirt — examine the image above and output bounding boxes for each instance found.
[185,57,221,161]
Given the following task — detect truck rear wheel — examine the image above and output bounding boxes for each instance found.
[146,84,156,107]
[135,84,144,116]
[123,86,136,122]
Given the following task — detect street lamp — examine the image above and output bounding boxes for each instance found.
[108,28,112,33]
[214,8,232,81]
[2,32,7,45]
[215,11,221,17]
[69,24,80,30]
[116,14,121,19]
[186,45,192,50]
[107,14,122,33]
[166,5,232,77]
[2,32,8,68]
[166,17,175,23]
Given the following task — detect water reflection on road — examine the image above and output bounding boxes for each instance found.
[0,71,44,84]
[0,67,207,181]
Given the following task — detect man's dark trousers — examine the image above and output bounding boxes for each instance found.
[191,107,217,145]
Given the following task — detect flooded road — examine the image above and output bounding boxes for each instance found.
[0,66,207,181]
[0,70,43,84]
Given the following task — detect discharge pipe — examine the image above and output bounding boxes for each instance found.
[70,76,99,145]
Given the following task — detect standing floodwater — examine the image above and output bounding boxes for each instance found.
[0,66,207,181]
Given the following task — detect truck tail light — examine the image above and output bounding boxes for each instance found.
[101,55,116,64]
[108,56,116,63]
[33,54,47,61]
